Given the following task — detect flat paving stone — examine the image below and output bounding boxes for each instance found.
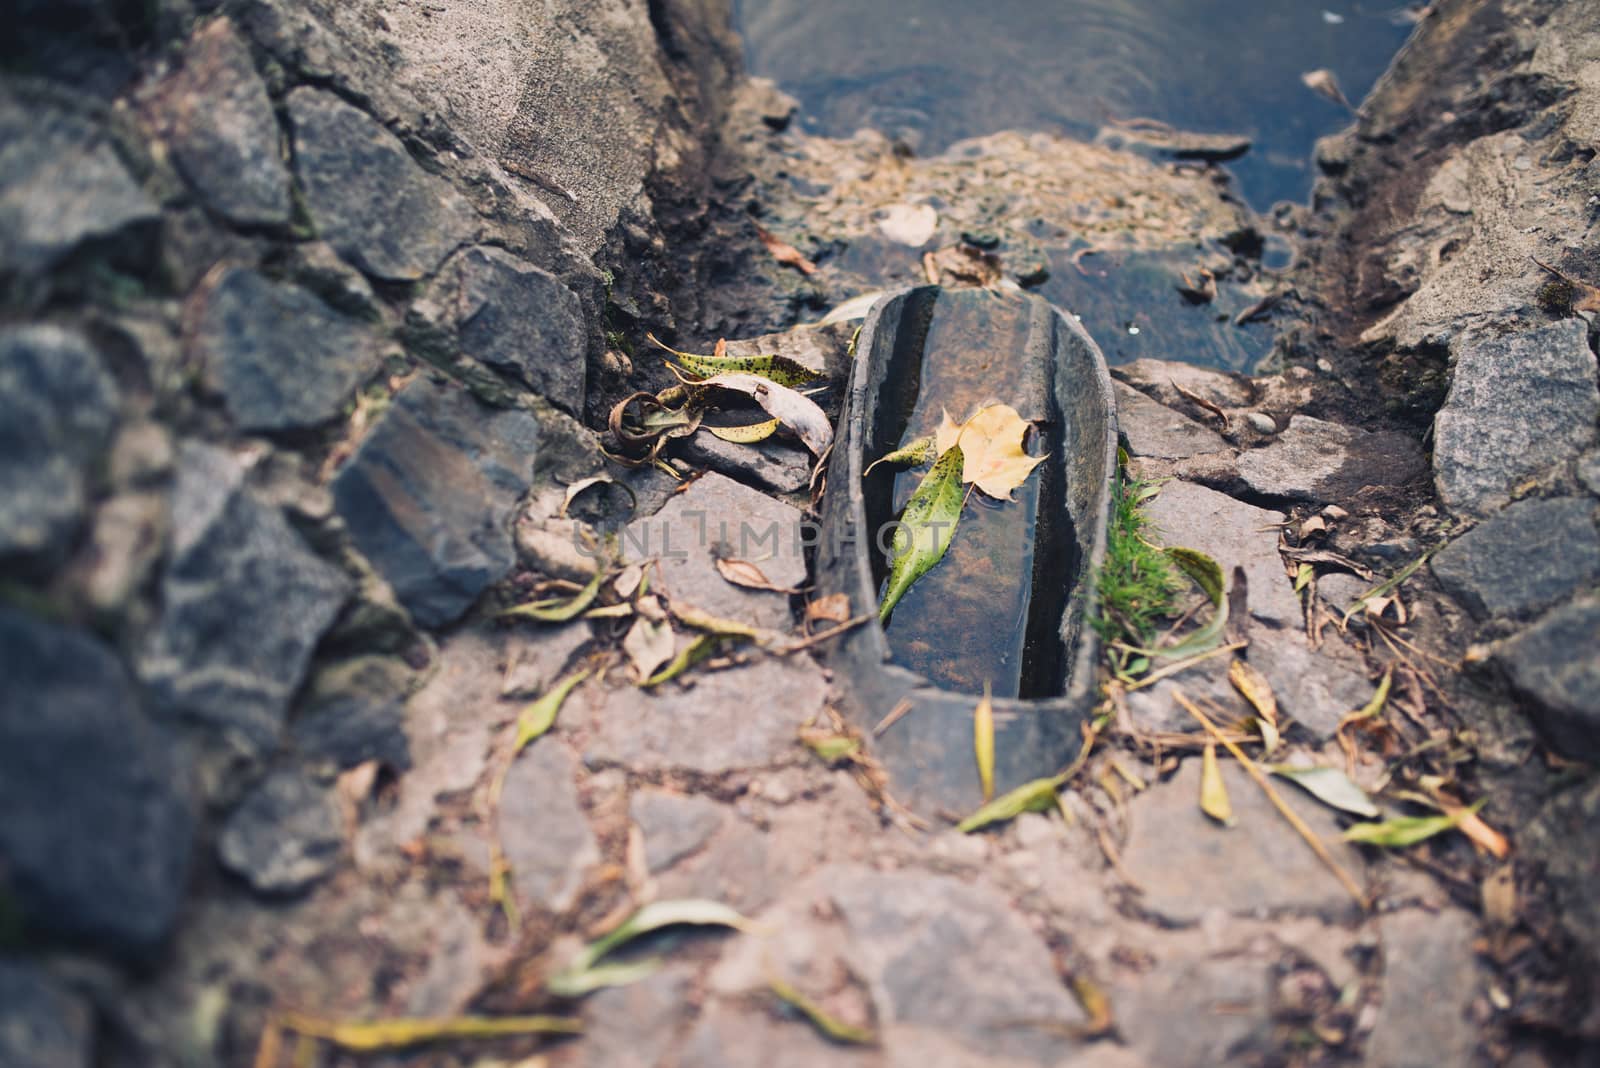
[1366,908,1482,1068]
[586,656,821,775]
[1495,594,1600,761]
[623,472,807,633]
[149,18,291,226]
[1434,320,1600,517]
[1113,358,1255,409]
[498,739,598,912]
[1114,380,1231,461]
[630,789,728,873]
[287,87,475,281]
[1235,414,1425,505]
[1121,758,1366,924]
[1430,497,1600,620]
[554,968,695,1068]
[1142,479,1300,630]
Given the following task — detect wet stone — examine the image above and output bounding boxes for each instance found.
[623,472,807,633]
[0,96,160,274]
[1235,414,1425,505]
[630,789,728,873]
[217,769,343,895]
[1142,479,1300,629]
[332,377,541,629]
[1113,358,1254,410]
[1121,758,1366,924]
[428,246,586,414]
[291,656,415,771]
[1495,594,1600,761]
[139,443,351,760]
[1366,909,1482,1068]
[287,88,475,281]
[0,960,93,1068]
[1433,497,1600,620]
[149,18,291,226]
[192,267,377,432]
[0,609,194,961]
[675,432,813,495]
[0,325,120,565]
[1434,320,1600,516]
[586,657,820,775]
[1113,381,1231,461]
[497,740,598,912]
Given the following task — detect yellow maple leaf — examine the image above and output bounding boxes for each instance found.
[937,403,1045,499]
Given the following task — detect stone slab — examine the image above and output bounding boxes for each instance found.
[498,739,599,912]
[1366,909,1482,1068]
[1235,415,1426,505]
[217,769,343,895]
[1431,497,1600,620]
[630,789,728,873]
[1114,380,1231,461]
[1496,594,1600,761]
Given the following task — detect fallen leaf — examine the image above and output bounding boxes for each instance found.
[1200,743,1234,825]
[622,619,675,683]
[755,224,817,275]
[1482,863,1517,928]
[957,773,1064,833]
[863,435,936,476]
[689,372,833,456]
[817,290,889,326]
[879,445,965,622]
[514,669,591,752]
[501,568,604,623]
[800,728,862,764]
[543,959,664,998]
[714,557,798,594]
[938,404,1046,500]
[804,592,852,625]
[1301,68,1354,110]
[1268,765,1380,819]
[640,633,720,687]
[768,974,877,1045]
[1431,791,1510,859]
[612,564,645,601]
[647,333,824,389]
[549,899,756,994]
[1294,563,1315,592]
[1070,976,1115,1037]
[974,681,995,802]
[1229,660,1278,730]
[669,602,775,642]
[708,419,781,444]
[279,1013,582,1052]
[1342,801,1485,848]
[1145,547,1229,659]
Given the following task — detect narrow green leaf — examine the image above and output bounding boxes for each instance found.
[544,958,664,998]
[1341,549,1437,626]
[1124,546,1228,659]
[708,418,780,444]
[958,773,1064,833]
[863,435,936,477]
[283,1013,583,1050]
[974,681,995,803]
[648,334,824,388]
[768,974,877,1045]
[641,633,720,687]
[501,568,604,623]
[1269,765,1380,819]
[513,669,591,753]
[556,899,755,983]
[879,446,965,623]
[801,730,861,763]
[1342,800,1485,848]
[1200,743,1233,825]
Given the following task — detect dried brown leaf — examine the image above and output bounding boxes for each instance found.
[714,557,799,594]
[755,225,817,275]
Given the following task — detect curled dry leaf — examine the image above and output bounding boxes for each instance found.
[1200,743,1234,826]
[818,290,889,326]
[863,434,936,477]
[623,618,676,683]
[877,202,939,247]
[561,475,630,519]
[693,372,834,457]
[1228,659,1279,753]
[648,333,823,389]
[804,592,853,626]
[1268,765,1379,819]
[714,557,799,594]
[1301,68,1354,110]
[755,224,817,275]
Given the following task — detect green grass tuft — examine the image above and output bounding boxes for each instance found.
[1093,472,1181,675]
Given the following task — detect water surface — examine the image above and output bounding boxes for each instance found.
[735,0,1415,207]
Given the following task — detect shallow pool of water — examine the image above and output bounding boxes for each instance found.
[734,0,1415,208]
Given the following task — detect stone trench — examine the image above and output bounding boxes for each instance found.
[2,1,1599,1067]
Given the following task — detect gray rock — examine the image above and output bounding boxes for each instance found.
[149,18,291,226]
[192,267,377,431]
[1248,630,1379,738]
[500,622,592,698]
[0,609,194,960]
[217,769,343,895]
[1107,932,1277,1068]
[622,472,807,633]
[0,95,159,273]
[630,790,728,873]
[675,432,813,495]
[291,656,415,770]
[1142,479,1300,629]
[1431,497,1600,619]
[285,241,381,320]
[1367,909,1482,1068]
[1434,321,1600,516]
[681,999,875,1068]
[1495,595,1600,761]
[1235,415,1425,505]
[1578,449,1600,497]
[1114,381,1231,461]
[556,968,694,1068]
[826,866,1085,1064]
[333,377,541,628]
[1112,358,1255,409]
[586,657,821,775]
[497,740,598,912]
[140,443,351,759]
[0,325,120,564]
[1521,775,1600,966]
[1121,758,1365,924]
[428,246,586,414]
[0,960,93,1068]
[287,88,475,281]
